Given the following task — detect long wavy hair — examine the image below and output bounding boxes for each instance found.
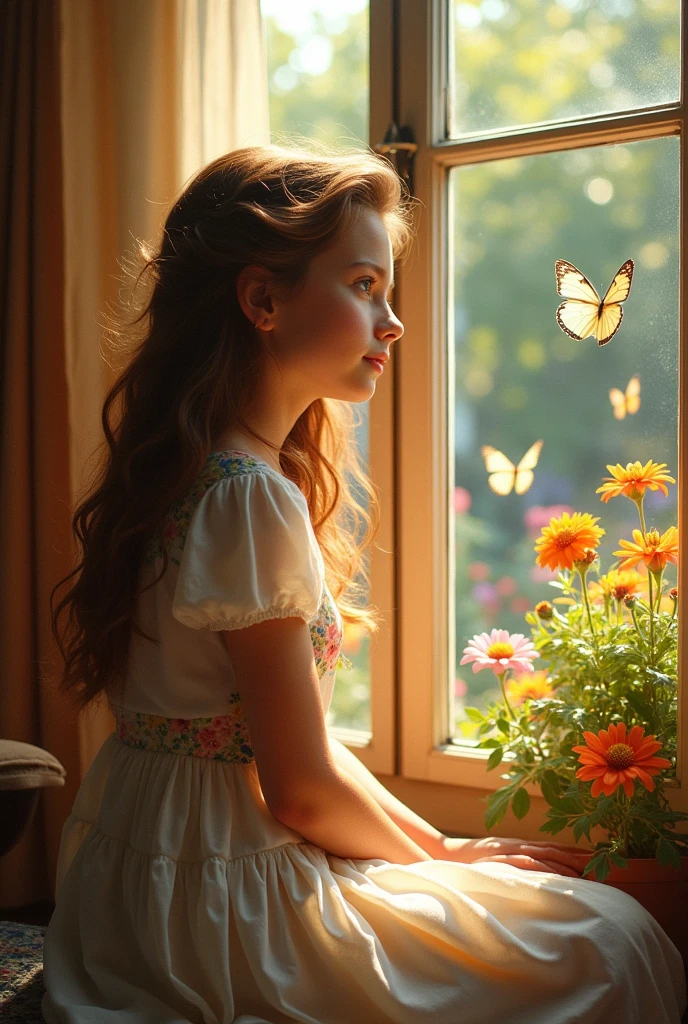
[50,139,417,716]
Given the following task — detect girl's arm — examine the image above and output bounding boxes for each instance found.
[329,739,590,876]
[328,737,448,859]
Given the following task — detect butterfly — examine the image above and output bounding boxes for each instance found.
[554,258,634,346]
[480,441,543,496]
[609,374,641,420]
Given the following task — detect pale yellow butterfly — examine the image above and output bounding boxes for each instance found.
[480,441,544,496]
[609,374,641,420]
[555,258,634,346]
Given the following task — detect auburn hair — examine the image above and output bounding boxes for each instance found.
[50,138,417,716]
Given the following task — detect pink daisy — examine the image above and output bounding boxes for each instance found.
[460,628,538,676]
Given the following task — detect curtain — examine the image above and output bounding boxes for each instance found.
[0,0,269,908]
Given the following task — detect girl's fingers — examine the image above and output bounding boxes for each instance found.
[528,840,591,855]
[476,854,582,878]
[518,846,584,870]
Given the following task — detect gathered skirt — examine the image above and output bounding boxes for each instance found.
[41,728,687,1023]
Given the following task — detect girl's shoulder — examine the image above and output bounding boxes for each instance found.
[143,451,297,569]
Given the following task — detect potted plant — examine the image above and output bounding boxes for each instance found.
[461,459,688,958]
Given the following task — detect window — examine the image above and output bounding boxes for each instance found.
[393,0,685,835]
[263,0,686,833]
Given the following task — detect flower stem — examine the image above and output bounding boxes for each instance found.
[498,669,517,720]
[630,605,646,641]
[577,567,597,639]
[647,573,655,658]
[635,497,647,539]
[652,569,664,613]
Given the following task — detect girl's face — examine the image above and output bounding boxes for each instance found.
[252,206,404,405]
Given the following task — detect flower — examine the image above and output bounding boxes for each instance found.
[614,526,679,573]
[505,671,553,705]
[534,512,605,571]
[572,722,672,798]
[460,629,537,676]
[588,569,646,605]
[596,460,675,504]
[534,600,553,619]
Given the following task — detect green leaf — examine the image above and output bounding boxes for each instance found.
[540,771,563,807]
[593,857,611,883]
[581,852,605,878]
[477,738,502,749]
[496,718,511,736]
[486,747,504,771]
[551,796,584,816]
[572,816,591,843]
[582,851,611,883]
[484,787,513,831]
[609,853,627,869]
[464,707,485,723]
[625,691,653,721]
[511,788,530,820]
[656,837,682,872]
[538,817,569,836]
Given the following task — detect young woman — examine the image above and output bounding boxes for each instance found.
[42,142,686,1023]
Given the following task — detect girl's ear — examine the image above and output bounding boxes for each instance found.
[236,264,276,325]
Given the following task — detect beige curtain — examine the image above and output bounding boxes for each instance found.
[0,0,269,908]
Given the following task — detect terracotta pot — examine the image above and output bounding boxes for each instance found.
[603,857,688,966]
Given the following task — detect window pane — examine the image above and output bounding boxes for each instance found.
[262,0,372,733]
[448,137,679,743]
[449,0,681,137]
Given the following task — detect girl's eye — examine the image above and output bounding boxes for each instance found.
[357,278,394,309]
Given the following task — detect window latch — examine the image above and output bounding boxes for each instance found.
[374,121,418,197]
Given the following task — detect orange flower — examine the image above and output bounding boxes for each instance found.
[588,569,646,605]
[596,460,675,503]
[614,527,679,574]
[573,722,672,798]
[506,671,553,705]
[534,512,605,572]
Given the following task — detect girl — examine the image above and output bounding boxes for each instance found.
[42,142,686,1023]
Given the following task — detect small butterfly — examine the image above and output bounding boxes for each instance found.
[609,374,641,420]
[555,258,634,346]
[480,441,543,496]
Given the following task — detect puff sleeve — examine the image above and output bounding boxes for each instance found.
[171,471,324,631]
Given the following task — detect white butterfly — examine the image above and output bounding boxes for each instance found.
[480,441,544,496]
[555,258,634,347]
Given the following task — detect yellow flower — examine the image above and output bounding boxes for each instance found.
[505,671,553,705]
[534,512,605,572]
[596,460,675,504]
[614,527,679,573]
[589,569,646,605]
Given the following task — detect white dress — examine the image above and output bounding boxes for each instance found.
[41,450,687,1024]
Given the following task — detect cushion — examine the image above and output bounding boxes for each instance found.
[0,741,66,792]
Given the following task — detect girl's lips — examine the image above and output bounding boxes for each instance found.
[364,357,384,372]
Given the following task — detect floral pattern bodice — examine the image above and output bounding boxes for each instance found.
[112,451,351,765]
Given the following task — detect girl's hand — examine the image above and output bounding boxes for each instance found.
[440,836,593,878]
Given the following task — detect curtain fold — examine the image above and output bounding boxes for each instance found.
[0,0,269,907]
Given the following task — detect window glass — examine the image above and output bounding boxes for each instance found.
[262,0,372,732]
[449,0,680,136]
[449,136,679,742]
